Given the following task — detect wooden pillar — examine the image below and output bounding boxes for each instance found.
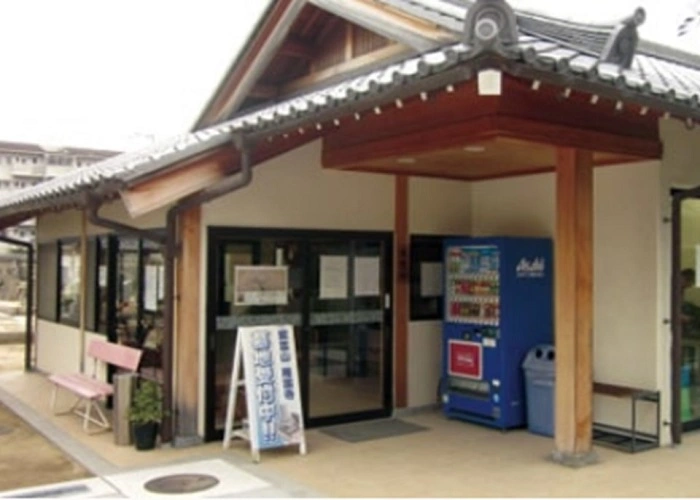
[394,175,409,408]
[553,148,597,466]
[79,210,88,372]
[173,205,202,446]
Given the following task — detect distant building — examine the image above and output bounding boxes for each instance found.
[0,140,119,242]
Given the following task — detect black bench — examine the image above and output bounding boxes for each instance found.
[592,382,660,453]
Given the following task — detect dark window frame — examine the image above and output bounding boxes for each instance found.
[57,238,82,327]
[409,234,458,321]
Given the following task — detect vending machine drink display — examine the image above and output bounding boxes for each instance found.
[441,236,553,430]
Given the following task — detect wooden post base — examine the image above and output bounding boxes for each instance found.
[551,450,599,468]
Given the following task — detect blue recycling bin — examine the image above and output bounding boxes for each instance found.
[522,344,555,437]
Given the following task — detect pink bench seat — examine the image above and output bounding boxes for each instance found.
[49,373,113,400]
[49,340,143,433]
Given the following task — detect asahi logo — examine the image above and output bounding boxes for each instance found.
[516,257,546,278]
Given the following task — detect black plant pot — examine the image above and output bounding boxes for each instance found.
[132,422,159,451]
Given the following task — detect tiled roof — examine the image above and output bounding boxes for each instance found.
[3,0,700,225]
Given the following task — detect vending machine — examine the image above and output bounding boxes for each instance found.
[441,236,553,430]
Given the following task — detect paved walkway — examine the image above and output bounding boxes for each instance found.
[0,382,321,498]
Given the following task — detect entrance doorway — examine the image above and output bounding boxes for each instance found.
[205,227,393,440]
[672,188,700,441]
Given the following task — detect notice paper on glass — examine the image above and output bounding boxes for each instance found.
[320,256,348,299]
[420,262,443,297]
[157,266,165,300]
[98,266,108,288]
[354,256,380,297]
[144,265,159,311]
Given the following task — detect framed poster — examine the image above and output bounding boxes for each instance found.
[234,266,288,306]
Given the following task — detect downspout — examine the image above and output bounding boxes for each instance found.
[164,133,253,446]
[0,235,34,372]
[86,202,167,246]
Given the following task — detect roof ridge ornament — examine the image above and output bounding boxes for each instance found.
[600,7,646,69]
[462,0,519,53]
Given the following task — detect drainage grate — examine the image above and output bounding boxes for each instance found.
[0,425,13,436]
[144,474,219,495]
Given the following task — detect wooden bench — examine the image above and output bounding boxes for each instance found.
[592,382,660,453]
[49,340,142,433]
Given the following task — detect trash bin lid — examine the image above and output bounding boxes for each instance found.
[522,344,555,371]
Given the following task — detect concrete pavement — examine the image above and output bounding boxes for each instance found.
[0,380,322,498]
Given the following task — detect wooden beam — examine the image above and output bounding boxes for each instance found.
[345,23,354,61]
[279,37,314,59]
[283,43,410,94]
[495,117,663,159]
[249,83,279,100]
[324,117,661,168]
[321,80,662,169]
[174,204,202,445]
[321,75,661,169]
[394,175,409,408]
[196,0,305,128]
[120,150,233,218]
[554,148,596,465]
[309,0,451,52]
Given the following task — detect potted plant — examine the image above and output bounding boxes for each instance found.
[129,378,164,451]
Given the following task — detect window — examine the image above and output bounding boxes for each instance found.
[95,236,112,334]
[58,240,81,325]
[410,235,450,321]
[37,243,58,321]
[115,237,140,344]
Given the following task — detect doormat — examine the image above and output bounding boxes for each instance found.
[320,419,428,443]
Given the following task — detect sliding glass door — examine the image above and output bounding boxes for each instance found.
[206,228,392,440]
[306,239,391,423]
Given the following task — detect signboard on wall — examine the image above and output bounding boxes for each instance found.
[234,266,288,306]
[223,324,306,462]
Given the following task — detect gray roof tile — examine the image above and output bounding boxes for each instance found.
[4,0,700,224]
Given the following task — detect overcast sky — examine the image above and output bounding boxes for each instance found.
[0,0,698,152]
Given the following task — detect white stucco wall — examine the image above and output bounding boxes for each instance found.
[407,177,472,408]
[36,202,166,243]
[203,140,394,231]
[35,320,104,376]
[470,163,664,439]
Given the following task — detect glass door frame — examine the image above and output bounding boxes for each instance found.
[672,186,700,442]
[204,226,394,441]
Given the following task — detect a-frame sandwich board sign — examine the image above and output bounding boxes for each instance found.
[222,324,307,463]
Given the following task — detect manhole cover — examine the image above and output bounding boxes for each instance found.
[0,425,13,436]
[144,474,219,495]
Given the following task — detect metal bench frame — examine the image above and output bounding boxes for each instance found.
[592,382,661,453]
